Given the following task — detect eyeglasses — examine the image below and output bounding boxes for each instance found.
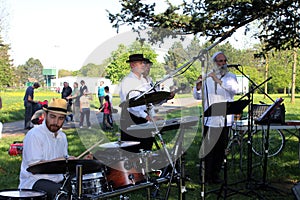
[216,59,227,62]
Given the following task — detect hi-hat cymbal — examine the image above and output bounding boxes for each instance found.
[99,141,140,148]
[27,159,104,174]
[120,91,171,108]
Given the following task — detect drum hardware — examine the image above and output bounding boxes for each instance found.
[27,157,105,200]
[94,178,169,199]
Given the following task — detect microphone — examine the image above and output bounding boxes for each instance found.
[222,64,241,69]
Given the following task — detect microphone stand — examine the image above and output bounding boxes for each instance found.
[231,65,279,198]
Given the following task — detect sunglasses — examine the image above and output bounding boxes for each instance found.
[216,59,227,62]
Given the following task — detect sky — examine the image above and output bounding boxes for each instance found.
[2,0,258,71]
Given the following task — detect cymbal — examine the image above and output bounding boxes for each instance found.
[120,91,170,108]
[99,141,140,148]
[27,159,104,174]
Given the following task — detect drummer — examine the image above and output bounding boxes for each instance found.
[19,98,74,200]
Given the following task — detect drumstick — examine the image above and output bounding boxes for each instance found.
[76,138,105,159]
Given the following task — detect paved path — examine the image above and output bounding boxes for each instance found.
[1,97,200,137]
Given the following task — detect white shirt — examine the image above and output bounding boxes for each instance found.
[19,121,68,189]
[193,71,239,127]
[119,71,151,119]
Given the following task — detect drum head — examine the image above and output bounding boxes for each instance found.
[72,172,103,181]
[0,189,46,199]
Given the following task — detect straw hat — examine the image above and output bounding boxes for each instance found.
[43,98,68,115]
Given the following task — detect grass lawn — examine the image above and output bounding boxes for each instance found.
[0,92,300,199]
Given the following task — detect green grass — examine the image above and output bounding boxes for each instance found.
[0,93,300,199]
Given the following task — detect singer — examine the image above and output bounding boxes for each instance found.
[193,51,239,184]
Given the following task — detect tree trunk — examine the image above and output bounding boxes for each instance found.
[290,48,297,104]
[264,55,269,99]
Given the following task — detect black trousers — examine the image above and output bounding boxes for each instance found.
[24,102,33,129]
[79,108,91,127]
[98,96,104,108]
[202,126,229,180]
[32,179,71,200]
[120,109,154,153]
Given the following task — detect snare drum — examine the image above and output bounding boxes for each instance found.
[71,172,107,196]
[0,189,47,200]
[106,159,145,190]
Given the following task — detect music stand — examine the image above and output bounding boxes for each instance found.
[254,98,284,191]
[202,99,249,199]
[203,100,250,117]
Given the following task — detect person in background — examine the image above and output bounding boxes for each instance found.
[79,80,88,97]
[193,51,239,184]
[104,85,114,123]
[66,82,80,122]
[97,95,113,130]
[97,81,105,109]
[79,90,92,129]
[31,100,48,125]
[104,86,112,103]
[23,82,40,129]
[61,82,72,111]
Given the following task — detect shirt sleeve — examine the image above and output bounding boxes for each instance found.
[22,132,45,166]
[221,73,239,96]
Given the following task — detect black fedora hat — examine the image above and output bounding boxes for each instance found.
[126,54,147,63]
[144,58,153,64]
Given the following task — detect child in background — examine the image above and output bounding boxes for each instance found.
[98,95,113,130]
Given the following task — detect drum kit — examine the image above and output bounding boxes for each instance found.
[0,141,171,200]
[0,91,198,200]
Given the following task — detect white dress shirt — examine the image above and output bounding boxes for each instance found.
[193,71,239,127]
[119,71,151,119]
[19,121,68,189]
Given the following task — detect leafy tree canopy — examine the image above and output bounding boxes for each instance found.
[105,41,163,84]
[17,58,44,85]
[107,0,300,52]
[0,42,13,88]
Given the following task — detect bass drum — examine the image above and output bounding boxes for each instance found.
[106,159,145,190]
[0,189,47,200]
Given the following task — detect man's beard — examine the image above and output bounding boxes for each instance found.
[47,123,61,132]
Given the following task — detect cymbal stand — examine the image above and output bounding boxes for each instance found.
[145,103,178,198]
[55,157,72,200]
[146,103,176,171]
[170,124,188,200]
[139,150,152,200]
[232,67,277,198]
